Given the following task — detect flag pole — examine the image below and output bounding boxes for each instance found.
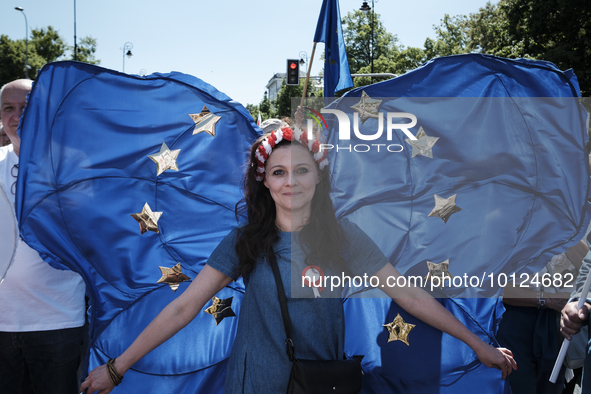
[549,269,591,383]
[300,42,318,107]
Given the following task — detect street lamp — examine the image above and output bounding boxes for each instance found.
[359,0,375,83]
[122,42,133,73]
[14,7,29,79]
[73,0,77,61]
[299,51,308,67]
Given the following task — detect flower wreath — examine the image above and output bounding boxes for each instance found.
[254,121,328,182]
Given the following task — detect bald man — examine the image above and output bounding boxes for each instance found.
[0,79,86,394]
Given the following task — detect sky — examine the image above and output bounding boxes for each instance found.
[3,0,496,107]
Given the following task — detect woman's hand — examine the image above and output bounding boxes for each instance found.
[473,342,517,380]
[80,364,115,394]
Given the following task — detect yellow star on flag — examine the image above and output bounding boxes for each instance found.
[130,203,162,234]
[405,127,439,158]
[148,142,181,176]
[383,314,415,346]
[423,259,454,288]
[204,296,236,325]
[350,90,382,124]
[428,194,462,223]
[190,105,221,137]
[156,263,190,292]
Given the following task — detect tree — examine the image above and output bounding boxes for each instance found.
[245,92,278,125]
[342,0,590,96]
[503,0,591,95]
[245,104,259,123]
[464,0,523,57]
[342,10,399,75]
[0,35,45,85]
[340,10,407,89]
[0,26,100,87]
[73,36,100,64]
[341,9,467,88]
[275,79,315,118]
[424,14,469,60]
[352,47,426,87]
[259,93,276,120]
[458,0,591,95]
[31,26,67,63]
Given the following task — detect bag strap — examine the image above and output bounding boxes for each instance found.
[268,256,296,362]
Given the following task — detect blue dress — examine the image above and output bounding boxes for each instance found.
[206,219,388,393]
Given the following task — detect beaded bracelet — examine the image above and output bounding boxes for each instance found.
[107,358,124,386]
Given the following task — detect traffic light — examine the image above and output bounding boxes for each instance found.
[286,59,300,86]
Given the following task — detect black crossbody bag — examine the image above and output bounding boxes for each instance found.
[269,257,363,394]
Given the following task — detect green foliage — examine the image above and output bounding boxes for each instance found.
[0,35,45,84]
[352,47,426,87]
[31,26,67,63]
[502,0,591,95]
[342,10,398,74]
[464,1,524,57]
[259,94,275,120]
[245,93,278,125]
[0,26,100,87]
[424,15,469,59]
[343,0,591,97]
[460,0,591,95]
[341,10,469,88]
[72,36,100,64]
[352,55,396,87]
[395,47,428,72]
[275,79,314,118]
[245,104,259,122]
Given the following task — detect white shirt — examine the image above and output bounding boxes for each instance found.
[0,144,86,331]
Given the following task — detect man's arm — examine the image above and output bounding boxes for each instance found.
[561,244,591,340]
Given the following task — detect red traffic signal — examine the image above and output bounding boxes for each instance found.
[286,59,299,86]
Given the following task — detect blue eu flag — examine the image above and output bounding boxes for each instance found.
[15,55,590,394]
[16,61,260,393]
[314,0,354,96]
[323,54,590,392]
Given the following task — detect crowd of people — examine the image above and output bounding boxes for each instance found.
[0,75,590,394]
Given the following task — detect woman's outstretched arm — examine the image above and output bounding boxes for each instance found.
[80,264,232,394]
[374,263,517,379]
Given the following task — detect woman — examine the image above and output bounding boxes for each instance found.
[81,119,516,393]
